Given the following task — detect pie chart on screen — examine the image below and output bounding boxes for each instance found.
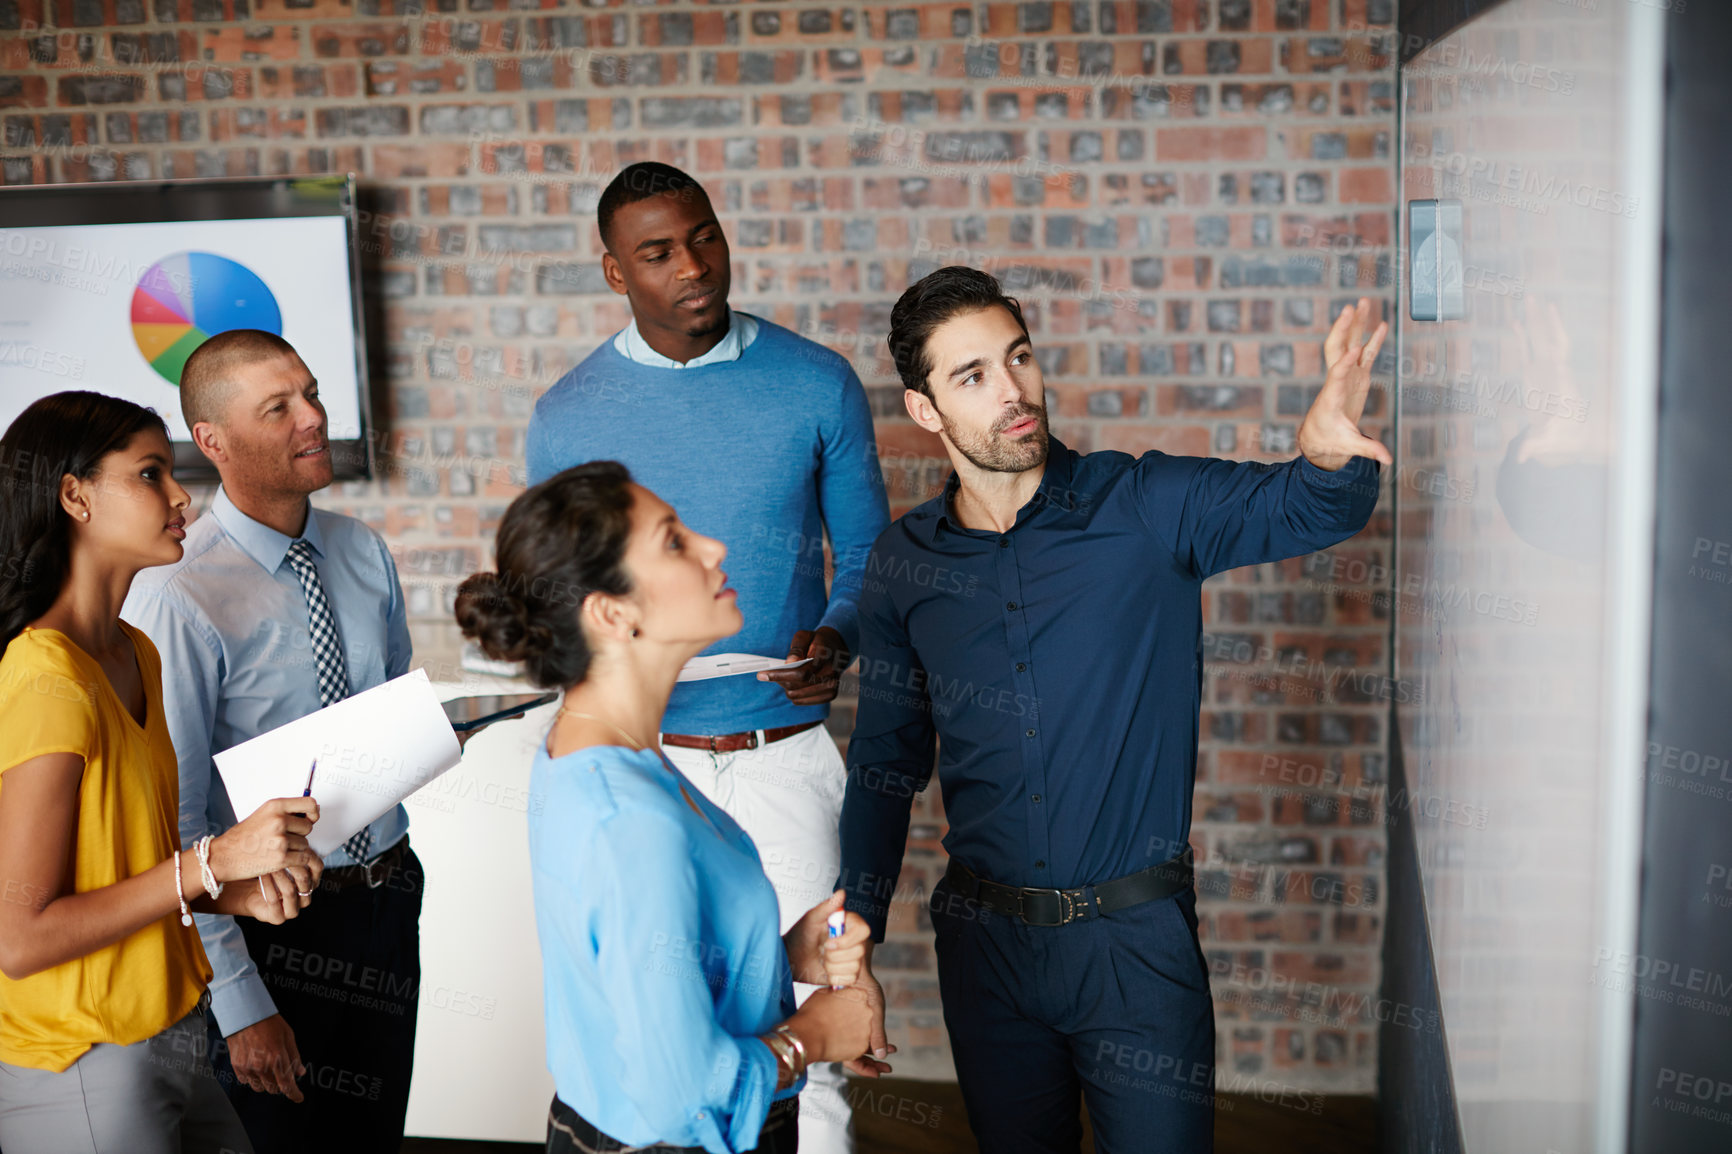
[129,252,283,385]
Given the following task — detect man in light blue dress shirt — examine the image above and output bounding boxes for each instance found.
[124,330,421,1154]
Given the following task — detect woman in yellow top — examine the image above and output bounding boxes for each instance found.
[0,392,325,1154]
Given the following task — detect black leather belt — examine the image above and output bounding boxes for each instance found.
[549,1092,796,1153]
[319,835,412,893]
[943,847,1194,928]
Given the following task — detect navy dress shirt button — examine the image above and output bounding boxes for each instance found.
[1035,860,1046,868]
[1025,728,1036,737]
[1006,601,1017,610]
[1016,662,1026,672]
[1031,794,1042,803]
[999,537,1009,547]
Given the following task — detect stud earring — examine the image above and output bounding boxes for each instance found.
[631,628,639,638]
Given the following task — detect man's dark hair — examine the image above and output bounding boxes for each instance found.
[596,162,709,254]
[887,266,1031,399]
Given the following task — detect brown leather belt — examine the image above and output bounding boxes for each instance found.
[660,719,824,754]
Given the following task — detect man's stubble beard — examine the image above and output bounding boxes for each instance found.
[935,399,1050,474]
[231,436,331,499]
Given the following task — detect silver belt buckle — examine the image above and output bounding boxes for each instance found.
[361,851,387,889]
[1017,886,1065,927]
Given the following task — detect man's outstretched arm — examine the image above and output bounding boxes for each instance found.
[1134,297,1390,579]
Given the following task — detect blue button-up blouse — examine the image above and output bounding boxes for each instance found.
[528,741,801,1153]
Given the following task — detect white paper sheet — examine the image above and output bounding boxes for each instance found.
[676,653,814,682]
[215,669,463,859]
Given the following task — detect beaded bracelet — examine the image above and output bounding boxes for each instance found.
[173,850,192,927]
[193,835,223,899]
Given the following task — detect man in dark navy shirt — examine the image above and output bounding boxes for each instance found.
[837,267,1389,1152]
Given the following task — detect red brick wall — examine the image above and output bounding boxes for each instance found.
[2,0,1397,1092]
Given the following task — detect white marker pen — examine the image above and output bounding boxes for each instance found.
[826,910,848,989]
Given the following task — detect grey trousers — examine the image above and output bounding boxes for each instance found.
[0,1006,252,1154]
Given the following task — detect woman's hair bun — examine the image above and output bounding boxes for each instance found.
[454,461,635,689]
[454,570,537,664]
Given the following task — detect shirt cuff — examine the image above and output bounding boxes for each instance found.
[1296,452,1379,487]
[842,887,892,943]
[715,1033,785,1152]
[207,968,278,1038]
[772,1070,809,1101]
[815,602,860,660]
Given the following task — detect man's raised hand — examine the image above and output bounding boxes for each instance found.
[1296,296,1394,472]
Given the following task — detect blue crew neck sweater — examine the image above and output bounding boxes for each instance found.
[526,314,890,735]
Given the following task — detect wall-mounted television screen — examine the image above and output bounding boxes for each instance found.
[0,174,374,481]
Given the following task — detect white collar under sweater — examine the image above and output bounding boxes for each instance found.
[612,307,760,368]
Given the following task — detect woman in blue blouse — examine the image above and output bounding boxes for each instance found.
[455,461,883,1154]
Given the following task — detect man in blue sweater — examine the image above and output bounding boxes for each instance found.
[526,162,891,1153]
[838,267,1389,1152]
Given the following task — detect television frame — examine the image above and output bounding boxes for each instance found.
[0,173,375,483]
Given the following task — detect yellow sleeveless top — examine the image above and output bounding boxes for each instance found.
[0,624,211,1072]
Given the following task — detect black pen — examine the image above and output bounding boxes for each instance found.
[303,758,317,797]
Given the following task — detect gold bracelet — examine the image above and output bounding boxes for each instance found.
[771,1023,807,1081]
[762,1031,796,1089]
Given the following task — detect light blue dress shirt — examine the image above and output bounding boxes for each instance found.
[122,486,413,1036]
[528,741,800,1154]
[614,306,759,368]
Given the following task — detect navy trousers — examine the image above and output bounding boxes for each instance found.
[929,877,1215,1154]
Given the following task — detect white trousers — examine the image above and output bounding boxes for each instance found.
[659,722,855,1154]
